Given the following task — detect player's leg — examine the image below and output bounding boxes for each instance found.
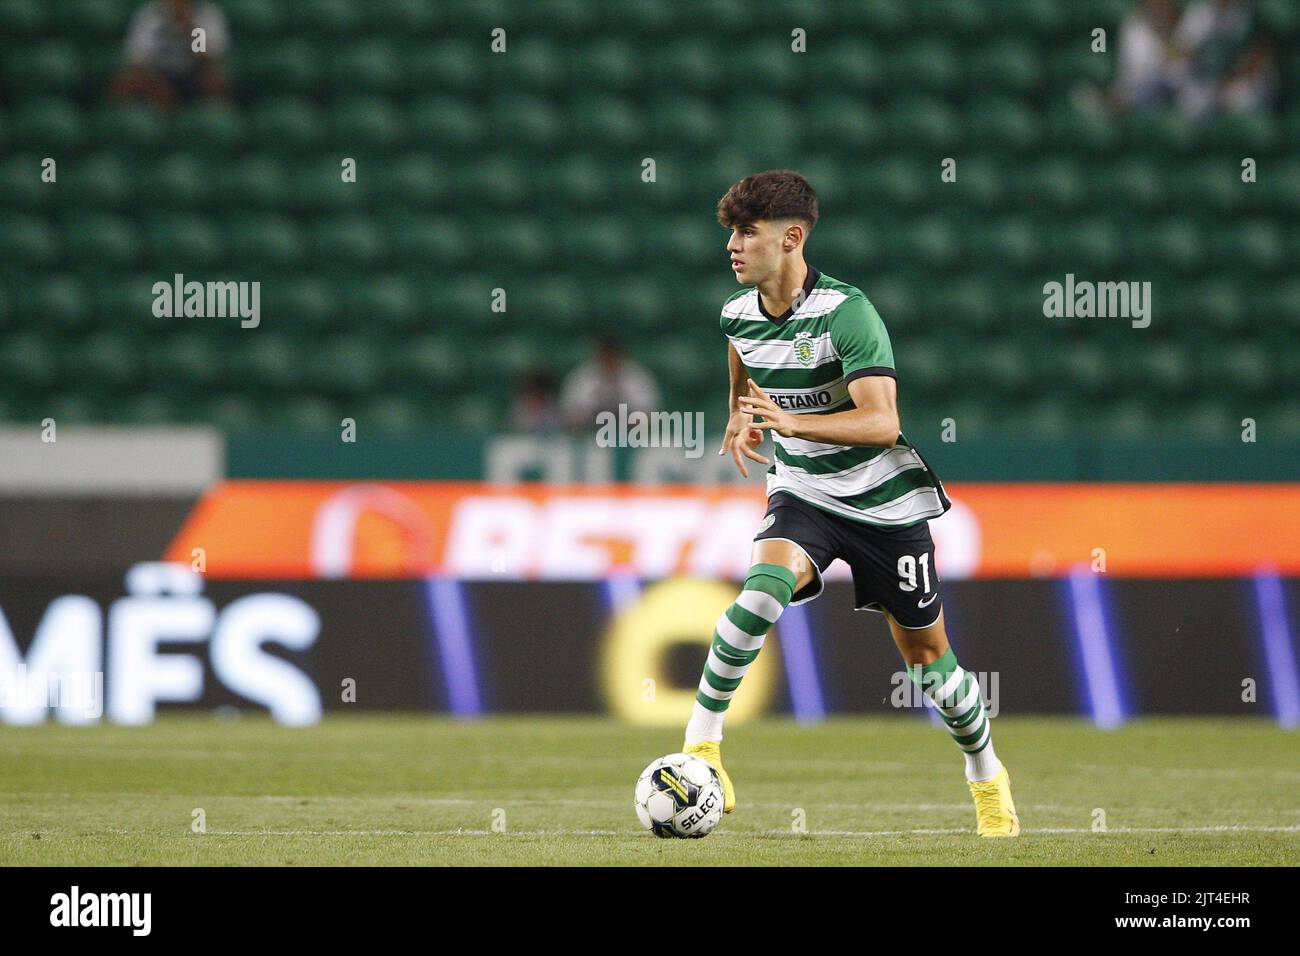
[885,608,1002,782]
[885,608,1019,837]
[683,495,831,812]
[851,518,1021,836]
[686,537,814,736]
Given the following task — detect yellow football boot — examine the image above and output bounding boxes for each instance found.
[967,764,1021,837]
[683,740,735,813]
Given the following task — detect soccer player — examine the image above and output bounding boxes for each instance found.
[682,170,1020,837]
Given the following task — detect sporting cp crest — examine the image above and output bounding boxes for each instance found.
[792,331,815,367]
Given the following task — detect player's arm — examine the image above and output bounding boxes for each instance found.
[738,375,900,448]
[719,342,770,477]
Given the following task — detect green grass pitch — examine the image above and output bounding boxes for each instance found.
[1,714,1296,865]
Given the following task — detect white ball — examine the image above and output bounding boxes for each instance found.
[633,753,725,838]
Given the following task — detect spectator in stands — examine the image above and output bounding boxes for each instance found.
[511,369,563,432]
[111,0,230,110]
[1172,0,1276,116]
[559,337,662,430]
[1110,0,1183,109]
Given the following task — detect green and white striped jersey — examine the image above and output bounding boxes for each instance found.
[721,266,951,528]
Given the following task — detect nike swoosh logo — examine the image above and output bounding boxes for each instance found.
[918,594,938,608]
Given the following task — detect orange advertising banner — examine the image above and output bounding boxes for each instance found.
[165,481,1300,580]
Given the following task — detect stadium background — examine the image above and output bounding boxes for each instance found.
[0,0,1297,733]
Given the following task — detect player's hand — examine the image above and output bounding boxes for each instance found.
[719,407,769,478]
[737,379,799,438]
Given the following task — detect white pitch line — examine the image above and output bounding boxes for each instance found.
[11,824,1290,839]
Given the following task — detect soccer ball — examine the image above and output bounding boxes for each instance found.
[634,752,725,838]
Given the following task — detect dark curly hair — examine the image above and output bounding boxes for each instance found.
[716,170,819,231]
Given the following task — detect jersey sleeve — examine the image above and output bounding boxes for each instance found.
[830,294,896,383]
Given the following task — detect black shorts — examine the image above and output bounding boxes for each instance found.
[753,491,943,629]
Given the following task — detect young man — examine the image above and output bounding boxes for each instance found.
[682,170,1020,837]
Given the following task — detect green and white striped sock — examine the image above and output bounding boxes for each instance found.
[684,563,796,744]
[908,647,1003,782]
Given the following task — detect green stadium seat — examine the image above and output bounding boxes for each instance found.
[205,394,268,432]
[1131,344,1195,398]
[1188,281,1249,335]
[153,153,216,208]
[0,0,45,36]
[1,333,59,389]
[217,156,291,210]
[359,395,427,432]
[486,93,565,148]
[120,394,184,425]
[330,97,404,151]
[489,38,566,91]
[59,152,134,210]
[46,392,112,425]
[646,95,722,150]
[4,41,81,94]
[330,40,403,94]
[226,216,306,269]
[570,38,644,93]
[862,275,920,332]
[408,96,484,151]
[310,217,388,269]
[273,395,345,430]
[250,98,326,151]
[1000,0,1067,38]
[64,214,138,268]
[150,332,225,389]
[14,99,84,152]
[1046,104,1120,155]
[885,96,959,150]
[342,276,419,330]
[1224,221,1286,274]
[970,39,1042,95]
[981,219,1043,272]
[927,277,999,333]
[27,276,91,329]
[69,332,142,392]
[307,336,383,396]
[1097,158,1168,211]
[1014,398,1072,439]
[568,95,644,151]
[235,39,322,95]
[811,39,885,92]
[653,40,720,92]
[888,40,962,94]
[143,215,226,269]
[967,95,1041,151]
[1131,219,1206,272]
[94,104,166,151]
[1022,159,1086,211]
[389,214,472,267]
[230,334,306,392]
[868,156,927,208]
[297,0,362,34]
[0,154,49,210]
[219,0,288,36]
[1053,219,1123,272]
[406,40,483,93]
[1177,400,1237,440]
[0,215,59,267]
[173,104,246,152]
[260,277,340,330]
[398,334,470,394]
